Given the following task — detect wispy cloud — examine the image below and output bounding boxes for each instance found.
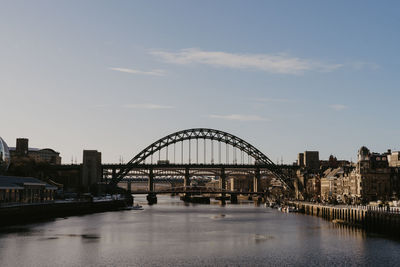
[123,104,174,109]
[150,48,343,74]
[329,104,347,111]
[209,114,269,121]
[349,61,380,70]
[110,67,166,76]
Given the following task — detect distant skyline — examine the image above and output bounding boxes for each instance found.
[1,1,399,163]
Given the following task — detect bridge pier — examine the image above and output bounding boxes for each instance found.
[147,168,157,204]
[112,167,117,180]
[219,168,226,205]
[148,168,154,192]
[253,168,261,193]
[184,168,191,187]
[147,193,157,204]
[127,181,132,193]
[230,193,238,204]
[184,168,191,197]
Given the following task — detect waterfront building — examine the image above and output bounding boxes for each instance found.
[319,147,397,204]
[320,167,358,203]
[305,175,320,201]
[0,175,57,204]
[11,149,104,193]
[388,150,400,167]
[9,138,62,165]
[356,146,392,202]
[320,168,343,202]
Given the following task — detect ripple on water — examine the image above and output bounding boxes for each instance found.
[253,234,275,243]
[211,214,226,219]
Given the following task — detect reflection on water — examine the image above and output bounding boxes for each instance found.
[0,195,399,267]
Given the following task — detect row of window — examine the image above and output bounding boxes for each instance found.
[0,189,55,203]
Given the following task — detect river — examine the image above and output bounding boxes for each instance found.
[0,195,399,266]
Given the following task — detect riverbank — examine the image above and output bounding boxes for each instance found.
[0,199,129,226]
[289,201,400,237]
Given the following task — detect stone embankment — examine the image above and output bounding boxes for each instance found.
[0,198,129,226]
[290,201,400,237]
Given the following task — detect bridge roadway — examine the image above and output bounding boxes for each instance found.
[129,191,265,195]
[102,163,298,171]
[47,163,298,176]
[102,163,298,182]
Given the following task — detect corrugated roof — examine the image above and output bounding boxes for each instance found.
[0,176,58,190]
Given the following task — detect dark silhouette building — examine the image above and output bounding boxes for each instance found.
[81,150,102,190]
[9,138,61,165]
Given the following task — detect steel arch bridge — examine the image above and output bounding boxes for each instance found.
[109,128,293,191]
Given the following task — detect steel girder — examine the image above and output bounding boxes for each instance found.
[109,128,292,190]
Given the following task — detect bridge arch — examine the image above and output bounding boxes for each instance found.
[110,128,292,190]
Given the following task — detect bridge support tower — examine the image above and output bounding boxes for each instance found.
[219,168,226,205]
[230,193,238,204]
[184,168,191,197]
[253,168,261,192]
[253,169,263,204]
[112,167,117,180]
[125,181,134,206]
[147,168,157,204]
[127,181,132,193]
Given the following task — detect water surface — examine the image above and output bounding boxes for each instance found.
[0,195,399,266]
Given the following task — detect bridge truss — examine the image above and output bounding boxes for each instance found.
[108,128,294,192]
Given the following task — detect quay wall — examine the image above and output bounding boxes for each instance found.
[0,199,128,226]
[290,202,400,237]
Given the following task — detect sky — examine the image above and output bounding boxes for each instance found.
[1,1,400,164]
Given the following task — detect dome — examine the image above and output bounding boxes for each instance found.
[0,137,10,173]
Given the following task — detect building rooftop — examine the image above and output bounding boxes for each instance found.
[8,147,59,154]
[0,175,57,190]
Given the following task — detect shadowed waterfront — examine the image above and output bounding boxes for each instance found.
[0,195,400,267]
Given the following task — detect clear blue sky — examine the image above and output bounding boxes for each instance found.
[1,1,399,163]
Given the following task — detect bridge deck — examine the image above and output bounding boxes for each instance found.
[130,191,265,194]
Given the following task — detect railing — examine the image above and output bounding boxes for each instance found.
[291,201,400,214]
